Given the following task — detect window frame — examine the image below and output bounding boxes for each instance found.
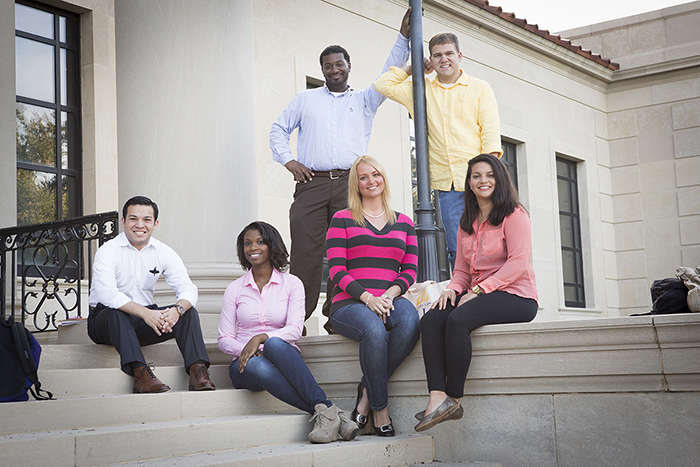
[501,140,518,191]
[556,156,586,308]
[15,0,82,225]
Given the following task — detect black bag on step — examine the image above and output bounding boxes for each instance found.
[0,318,54,402]
[650,278,691,315]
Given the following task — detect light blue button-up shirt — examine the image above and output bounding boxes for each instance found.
[270,34,410,171]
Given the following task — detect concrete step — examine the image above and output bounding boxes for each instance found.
[39,340,231,369]
[34,336,238,397]
[106,434,434,467]
[0,412,312,467]
[55,313,223,344]
[1,388,293,436]
[418,463,502,467]
[39,364,232,397]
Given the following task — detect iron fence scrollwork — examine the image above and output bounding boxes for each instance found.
[1,211,119,331]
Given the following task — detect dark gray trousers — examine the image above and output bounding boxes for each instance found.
[87,303,209,375]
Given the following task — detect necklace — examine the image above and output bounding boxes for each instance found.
[362,209,385,219]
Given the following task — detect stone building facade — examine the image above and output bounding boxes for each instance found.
[2,0,699,329]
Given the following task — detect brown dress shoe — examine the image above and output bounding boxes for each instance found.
[133,365,170,393]
[188,363,216,391]
[414,396,460,432]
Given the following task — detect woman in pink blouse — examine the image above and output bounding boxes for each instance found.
[414,154,538,432]
[218,221,358,443]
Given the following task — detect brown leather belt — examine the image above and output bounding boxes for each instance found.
[313,169,349,179]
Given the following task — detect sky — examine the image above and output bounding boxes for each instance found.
[490,0,691,33]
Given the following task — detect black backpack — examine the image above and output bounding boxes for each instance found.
[0,317,53,402]
[650,278,691,315]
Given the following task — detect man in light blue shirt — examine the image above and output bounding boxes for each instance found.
[270,8,413,327]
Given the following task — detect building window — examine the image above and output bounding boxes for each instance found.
[15,1,81,225]
[501,140,517,190]
[556,156,585,308]
[306,77,323,90]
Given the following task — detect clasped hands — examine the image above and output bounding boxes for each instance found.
[145,306,180,336]
[365,293,394,324]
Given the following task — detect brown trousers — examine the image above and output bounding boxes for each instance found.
[289,173,349,321]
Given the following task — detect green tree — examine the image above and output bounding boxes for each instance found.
[16,104,58,225]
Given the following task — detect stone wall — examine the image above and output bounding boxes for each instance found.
[299,313,700,467]
[562,1,700,316]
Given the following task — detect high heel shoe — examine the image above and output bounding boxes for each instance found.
[351,381,368,429]
[373,417,395,437]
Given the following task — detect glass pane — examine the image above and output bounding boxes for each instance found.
[575,253,583,281]
[61,48,66,106]
[16,37,55,103]
[60,48,77,106]
[560,214,574,248]
[556,160,568,177]
[572,217,581,248]
[564,285,578,303]
[62,175,79,219]
[557,179,571,212]
[61,111,68,168]
[16,3,54,39]
[17,169,57,225]
[60,16,66,43]
[16,103,56,166]
[562,250,575,283]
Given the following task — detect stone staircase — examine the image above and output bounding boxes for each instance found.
[0,331,444,467]
[8,312,697,466]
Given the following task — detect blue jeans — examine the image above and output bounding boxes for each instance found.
[229,337,330,414]
[330,298,420,411]
[437,187,465,271]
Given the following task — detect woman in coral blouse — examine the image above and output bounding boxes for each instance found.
[218,221,358,443]
[415,154,538,432]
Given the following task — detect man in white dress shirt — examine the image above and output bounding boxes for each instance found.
[87,196,214,393]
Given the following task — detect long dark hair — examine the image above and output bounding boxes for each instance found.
[460,154,522,235]
[236,221,289,271]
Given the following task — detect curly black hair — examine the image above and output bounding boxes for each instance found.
[236,221,289,272]
[319,45,350,66]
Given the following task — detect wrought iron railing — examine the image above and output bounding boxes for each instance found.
[1,211,119,331]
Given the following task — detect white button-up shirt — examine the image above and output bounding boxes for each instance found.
[89,232,198,309]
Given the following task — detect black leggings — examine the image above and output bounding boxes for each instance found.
[420,291,537,398]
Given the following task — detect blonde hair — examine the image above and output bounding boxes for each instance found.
[348,155,396,227]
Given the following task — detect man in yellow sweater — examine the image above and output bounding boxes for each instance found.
[374,32,502,270]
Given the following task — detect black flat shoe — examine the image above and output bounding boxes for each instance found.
[351,381,368,429]
[373,417,395,437]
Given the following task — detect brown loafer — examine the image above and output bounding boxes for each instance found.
[415,404,464,421]
[188,363,216,391]
[414,396,460,432]
[133,364,170,393]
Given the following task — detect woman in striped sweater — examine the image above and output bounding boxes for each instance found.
[326,155,421,437]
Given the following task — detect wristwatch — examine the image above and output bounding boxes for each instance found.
[472,285,484,296]
[175,304,186,316]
